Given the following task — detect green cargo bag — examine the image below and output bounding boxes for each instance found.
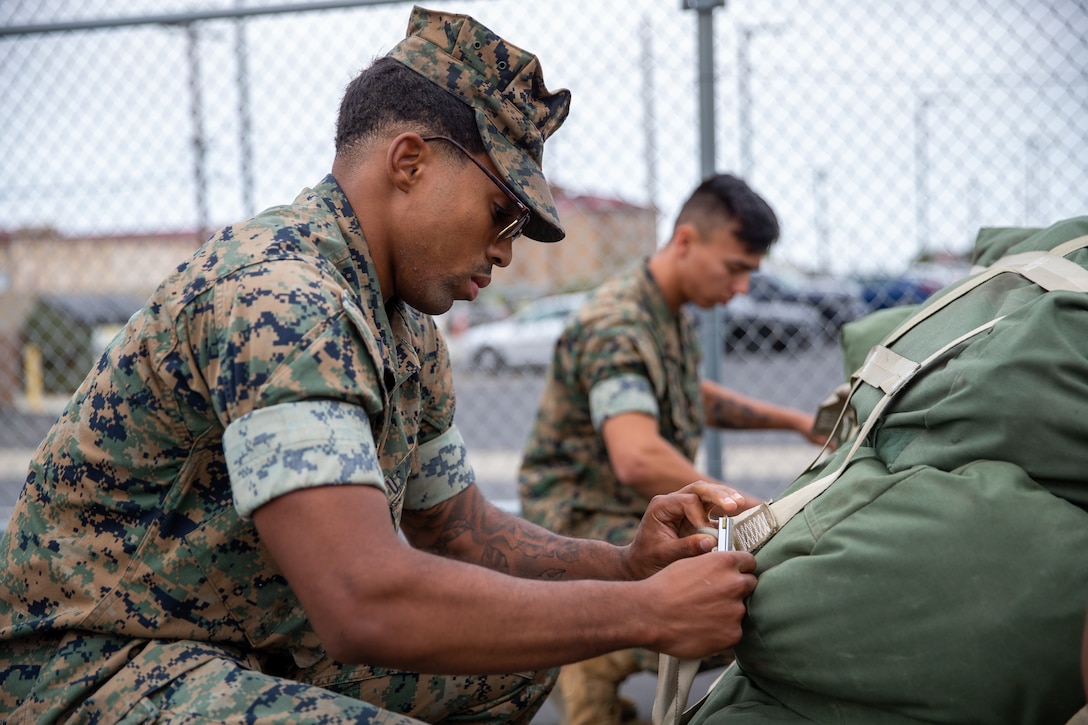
[677,217,1088,724]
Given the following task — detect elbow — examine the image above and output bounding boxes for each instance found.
[611,452,654,493]
[316,612,418,667]
[305,571,426,667]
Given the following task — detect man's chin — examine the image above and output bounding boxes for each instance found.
[402,292,455,316]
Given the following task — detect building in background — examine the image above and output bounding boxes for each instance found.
[0,188,655,406]
[495,187,658,301]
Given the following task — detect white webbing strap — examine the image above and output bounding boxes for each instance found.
[880,234,1088,349]
[729,318,998,555]
[653,652,703,725]
[855,345,921,394]
[989,249,1088,292]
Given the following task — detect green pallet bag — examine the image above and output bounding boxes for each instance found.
[680,217,1088,724]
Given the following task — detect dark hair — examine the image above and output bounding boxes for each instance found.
[675,173,780,253]
[334,57,484,159]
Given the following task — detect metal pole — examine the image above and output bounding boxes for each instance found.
[812,168,830,274]
[737,26,753,179]
[736,22,787,181]
[684,0,726,480]
[185,24,209,245]
[913,91,958,260]
[1024,135,1042,225]
[234,3,256,218]
[640,15,658,214]
[913,95,930,260]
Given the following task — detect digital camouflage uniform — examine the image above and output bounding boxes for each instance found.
[519,262,703,548]
[0,177,552,724]
[518,263,735,684]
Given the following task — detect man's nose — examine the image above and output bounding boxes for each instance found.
[734,273,751,295]
[488,236,514,268]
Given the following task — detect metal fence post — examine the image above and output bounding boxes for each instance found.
[683,0,726,481]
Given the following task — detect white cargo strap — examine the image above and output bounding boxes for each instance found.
[726,324,982,556]
[651,235,1088,725]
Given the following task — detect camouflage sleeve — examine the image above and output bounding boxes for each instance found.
[179,258,388,517]
[404,424,474,510]
[588,374,659,431]
[414,312,457,445]
[188,258,385,423]
[570,310,661,428]
[403,317,471,510]
[223,400,384,520]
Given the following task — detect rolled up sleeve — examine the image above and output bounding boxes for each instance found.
[589,373,659,431]
[223,400,384,519]
[405,425,474,510]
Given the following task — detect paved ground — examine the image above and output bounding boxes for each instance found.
[532,668,727,724]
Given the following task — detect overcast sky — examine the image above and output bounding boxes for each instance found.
[2,0,1086,276]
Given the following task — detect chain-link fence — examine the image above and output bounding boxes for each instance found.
[2,0,1086,515]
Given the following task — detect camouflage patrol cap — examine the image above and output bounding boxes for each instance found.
[387,6,571,242]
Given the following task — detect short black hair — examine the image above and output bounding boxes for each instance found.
[335,57,484,159]
[675,173,780,253]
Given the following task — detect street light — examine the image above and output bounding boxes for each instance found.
[737,21,788,180]
[1024,135,1046,225]
[913,91,958,259]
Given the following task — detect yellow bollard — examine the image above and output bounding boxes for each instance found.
[23,342,43,413]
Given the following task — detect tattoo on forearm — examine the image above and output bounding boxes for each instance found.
[404,490,582,580]
[706,395,771,429]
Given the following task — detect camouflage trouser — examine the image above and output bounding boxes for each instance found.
[1,632,557,724]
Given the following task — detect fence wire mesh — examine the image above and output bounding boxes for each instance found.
[2,0,1086,511]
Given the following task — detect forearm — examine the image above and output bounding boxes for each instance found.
[614,437,726,499]
[600,413,751,505]
[701,379,812,432]
[340,542,658,673]
[403,485,631,581]
[256,482,756,676]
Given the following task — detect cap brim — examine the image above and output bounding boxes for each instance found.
[476,109,565,243]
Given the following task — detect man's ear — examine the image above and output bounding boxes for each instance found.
[672,222,699,257]
[387,132,428,192]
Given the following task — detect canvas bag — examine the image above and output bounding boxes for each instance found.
[665,217,1088,724]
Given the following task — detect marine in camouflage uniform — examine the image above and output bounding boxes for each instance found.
[0,172,556,723]
[519,263,703,548]
[0,8,568,724]
[518,176,819,725]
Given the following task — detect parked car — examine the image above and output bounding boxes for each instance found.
[720,293,824,353]
[435,297,511,338]
[854,274,942,311]
[748,271,868,338]
[457,292,588,372]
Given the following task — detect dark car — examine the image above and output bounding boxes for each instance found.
[748,271,868,338]
[854,274,941,312]
[720,294,824,353]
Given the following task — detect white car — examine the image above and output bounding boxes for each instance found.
[456,292,587,373]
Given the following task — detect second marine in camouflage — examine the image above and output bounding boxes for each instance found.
[519,174,825,725]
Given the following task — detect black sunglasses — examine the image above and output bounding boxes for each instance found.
[422,135,531,241]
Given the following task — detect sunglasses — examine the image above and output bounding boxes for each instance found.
[422,135,531,241]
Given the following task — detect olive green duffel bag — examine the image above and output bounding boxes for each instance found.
[665,218,1088,724]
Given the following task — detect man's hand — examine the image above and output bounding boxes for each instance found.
[636,549,757,659]
[620,480,746,580]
